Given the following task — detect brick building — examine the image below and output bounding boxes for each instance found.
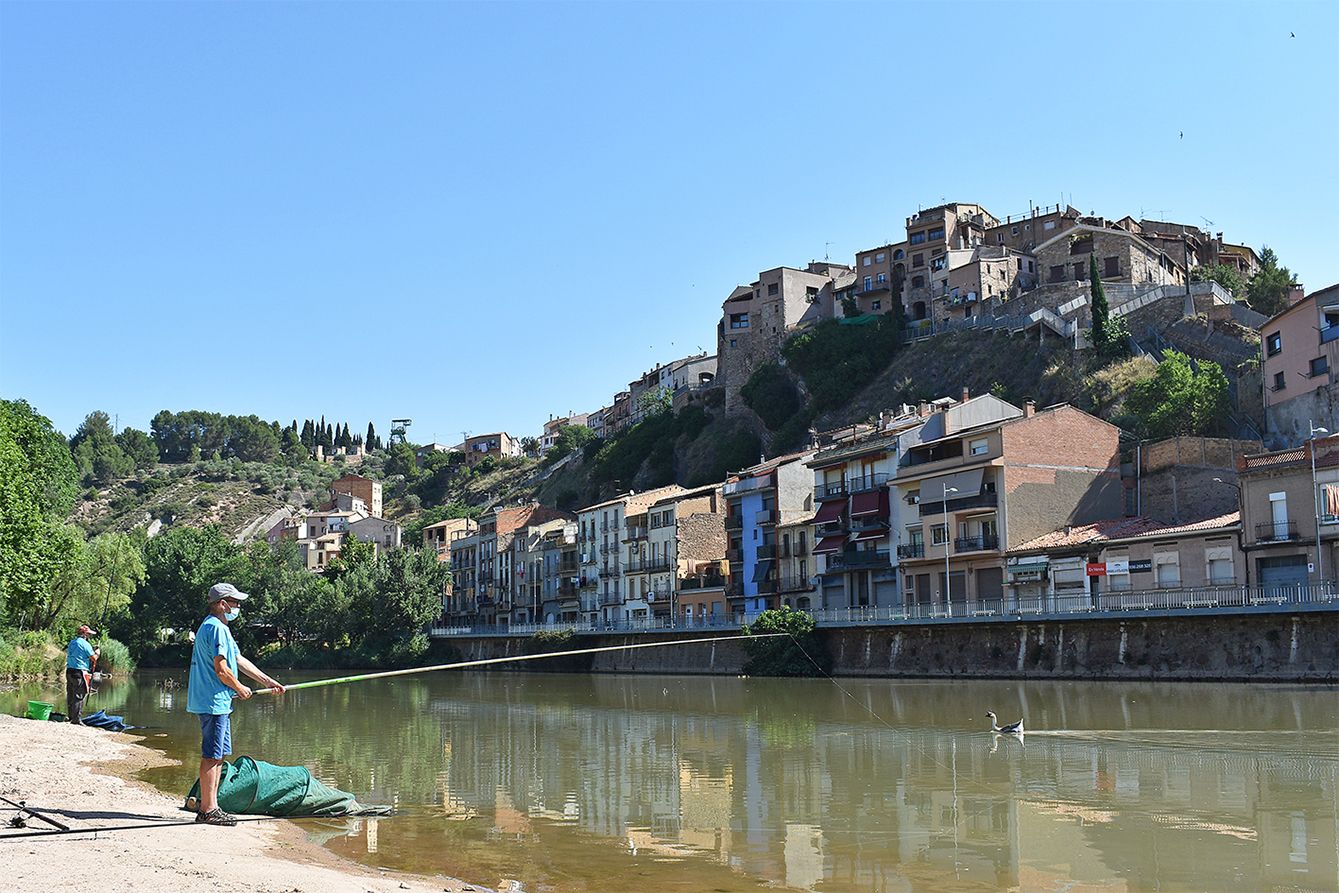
[462,432,522,467]
[422,516,477,559]
[1034,223,1185,291]
[331,474,382,518]
[893,398,1123,610]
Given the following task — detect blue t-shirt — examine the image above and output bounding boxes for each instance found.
[186,615,240,715]
[66,636,95,670]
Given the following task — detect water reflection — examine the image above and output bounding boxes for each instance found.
[8,674,1337,892]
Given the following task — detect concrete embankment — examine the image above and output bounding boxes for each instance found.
[443,610,1339,682]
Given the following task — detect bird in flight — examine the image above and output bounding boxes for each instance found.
[1291,31,1295,38]
[1179,131,1184,139]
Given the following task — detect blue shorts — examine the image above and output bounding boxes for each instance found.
[199,713,232,759]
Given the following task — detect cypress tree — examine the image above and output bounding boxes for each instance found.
[366,421,377,450]
[301,419,314,448]
[1089,254,1109,349]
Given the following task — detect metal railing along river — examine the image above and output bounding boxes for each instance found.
[427,581,1338,638]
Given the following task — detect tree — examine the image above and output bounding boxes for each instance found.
[324,531,375,578]
[115,427,159,470]
[343,547,449,658]
[1191,263,1245,298]
[366,422,379,451]
[545,424,595,463]
[1125,351,1231,439]
[1089,255,1109,347]
[741,607,831,676]
[301,419,315,449]
[1246,246,1296,316]
[385,441,419,480]
[519,436,540,457]
[841,295,859,318]
[119,525,243,654]
[280,426,307,465]
[0,399,79,516]
[41,532,146,631]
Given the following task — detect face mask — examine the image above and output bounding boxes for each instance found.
[224,606,241,622]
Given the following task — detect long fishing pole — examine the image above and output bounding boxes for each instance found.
[253,632,783,695]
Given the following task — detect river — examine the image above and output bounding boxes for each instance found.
[8,671,1339,892]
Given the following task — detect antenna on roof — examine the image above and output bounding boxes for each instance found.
[824,242,832,261]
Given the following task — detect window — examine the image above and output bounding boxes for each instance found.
[876,252,886,263]
[877,272,886,284]
[928,227,944,241]
[729,338,737,348]
[1073,262,1086,280]
[912,253,924,268]
[806,286,818,302]
[1311,356,1329,377]
[1272,371,1286,391]
[930,256,947,272]
[767,283,779,296]
[1028,260,1035,272]
[872,301,881,311]
[911,275,925,288]
[910,231,927,245]
[1106,551,1130,590]
[894,249,904,260]
[1052,558,1087,592]
[1205,544,1234,585]
[1044,220,1057,230]
[1154,550,1181,588]
[1265,332,1282,356]
[997,234,1004,244]
[863,256,872,267]
[799,530,807,552]
[1104,256,1120,277]
[1049,265,1065,283]
[930,524,948,546]
[969,438,989,456]
[864,276,872,291]
[1011,226,1019,235]
[729,312,749,329]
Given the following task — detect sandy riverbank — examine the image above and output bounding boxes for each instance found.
[0,714,482,892]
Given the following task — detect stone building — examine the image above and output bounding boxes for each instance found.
[636,485,726,623]
[981,203,1081,254]
[462,432,522,467]
[716,263,850,412]
[1261,282,1339,448]
[1034,223,1185,291]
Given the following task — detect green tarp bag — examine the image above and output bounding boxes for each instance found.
[184,756,389,817]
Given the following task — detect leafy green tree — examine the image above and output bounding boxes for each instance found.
[342,547,449,657]
[7,522,84,629]
[1191,263,1245,297]
[115,427,159,470]
[1246,247,1296,316]
[841,295,859,318]
[519,436,540,457]
[385,441,419,480]
[0,399,79,516]
[366,421,379,451]
[324,531,375,578]
[545,424,595,463]
[741,607,831,676]
[119,525,244,653]
[1125,350,1231,439]
[40,531,146,631]
[71,411,134,485]
[238,540,338,647]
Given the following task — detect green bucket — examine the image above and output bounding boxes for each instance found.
[26,700,55,721]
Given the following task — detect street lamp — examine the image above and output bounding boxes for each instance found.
[1310,422,1329,582]
[943,484,958,610]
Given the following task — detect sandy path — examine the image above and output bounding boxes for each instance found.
[0,714,484,893]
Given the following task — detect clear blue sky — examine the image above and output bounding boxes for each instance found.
[3,1,1336,443]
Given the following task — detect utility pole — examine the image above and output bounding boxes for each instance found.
[943,484,958,612]
[1310,421,1329,583]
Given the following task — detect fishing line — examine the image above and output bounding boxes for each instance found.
[0,812,339,842]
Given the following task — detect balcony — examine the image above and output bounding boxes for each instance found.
[756,543,778,560]
[756,580,778,595]
[755,508,777,526]
[777,575,815,593]
[954,534,1000,552]
[725,583,745,601]
[815,481,848,501]
[725,514,744,531]
[625,525,648,541]
[848,473,890,494]
[897,543,925,559]
[858,279,892,294]
[816,520,847,538]
[825,549,891,572]
[644,556,674,573]
[726,547,743,563]
[723,475,768,497]
[599,591,622,607]
[1322,325,1339,345]
[679,574,726,591]
[919,491,998,517]
[600,543,614,554]
[1255,520,1299,542]
[598,565,621,579]
[850,515,889,533]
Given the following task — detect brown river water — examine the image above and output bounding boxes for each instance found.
[9,670,1339,892]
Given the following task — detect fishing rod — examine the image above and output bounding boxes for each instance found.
[0,812,339,842]
[253,632,783,695]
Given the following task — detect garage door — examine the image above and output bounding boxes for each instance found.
[1257,555,1309,587]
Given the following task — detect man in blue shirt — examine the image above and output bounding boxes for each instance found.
[65,624,99,724]
[187,583,285,826]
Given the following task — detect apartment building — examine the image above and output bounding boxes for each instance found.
[809,411,925,610]
[638,485,726,623]
[349,515,402,552]
[576,487,681,624]
[462,432,522,467]
[774,517,815,611]
[539,413,590,453]
[422,517,477,560]
[627,353,717,425]
[1261,283,1339,447]
[901,245,1038,328]
[723,450,817,619]
[982,204,1080,254]
[1238,435,1339,585]
[1006,512,1243,607]
[892,397,1123,610]
[472,503,571,625]
[509,517,578,626]
[717,263,851,412]
[331,474,382,518]
[841,243,908,317]
[447,530,479,619]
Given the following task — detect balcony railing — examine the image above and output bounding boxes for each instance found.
[429,582,1339,637]
[679,574,726,591]
[825,549,891,572]
[644,556,674,573]
[848,473,890,494]
[755,580,778,595]
[598,565,621,579]
[815,481,848,501]
[919,491,997,516]
[599,591,622,606]
[625,525,648,540]
[954,534,1000,552]
[725,515,744,531]
[726,547,743,563]
[756,543,777,560]
[1255,520,1299,542]
[777,575,815,593]
[897,542,925,559]
[755,509,777,526]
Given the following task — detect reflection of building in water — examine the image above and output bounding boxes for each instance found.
[422,676,1337,893]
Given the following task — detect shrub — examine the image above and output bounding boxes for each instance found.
[740,364,801,431]
[741,607,830,677]
[94,636,134,674]
[782,313,904,410]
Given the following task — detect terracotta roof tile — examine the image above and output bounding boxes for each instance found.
[1012,511,1240,553]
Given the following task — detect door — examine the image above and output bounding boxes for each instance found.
[1269,493,1288,539]
[1258,555,1308,588]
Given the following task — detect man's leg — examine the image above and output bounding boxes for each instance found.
[198,757,223,813]
[196,714,236,825]
[66,669,86,724]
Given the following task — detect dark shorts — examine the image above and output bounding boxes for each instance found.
[199,713,232,760]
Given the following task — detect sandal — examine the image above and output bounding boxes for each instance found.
[195,807,238,826]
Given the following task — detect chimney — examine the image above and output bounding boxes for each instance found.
[918,401,930,418]
[961,387,970,402]
[1024,400,1036,418]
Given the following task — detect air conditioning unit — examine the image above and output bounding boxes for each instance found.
[646,592,655,602]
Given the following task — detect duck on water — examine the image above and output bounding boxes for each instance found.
[986,711,1024,734]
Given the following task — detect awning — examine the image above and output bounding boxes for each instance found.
[751,560,774,583]
[850,491,880,516]
[814,500,845,524]
[813,535,846,555]
[920,467,985,500]
[851,528,887,542]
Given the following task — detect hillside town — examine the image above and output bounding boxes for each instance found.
[254,196,1339,635]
